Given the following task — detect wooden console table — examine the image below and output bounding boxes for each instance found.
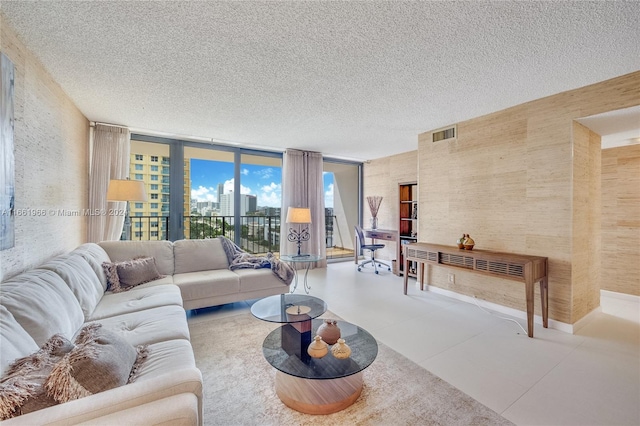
[403,243,548,338]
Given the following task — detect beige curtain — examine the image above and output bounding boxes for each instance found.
[281,149,327,267]
[87,124,130,242]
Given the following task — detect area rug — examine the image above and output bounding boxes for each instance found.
[188,312,513,426]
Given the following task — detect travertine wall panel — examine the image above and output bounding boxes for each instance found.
[363,151,417,262]
[601,145,640,296]
[415,71,639,325]
[0,15,89,281]
[571,122,601,322]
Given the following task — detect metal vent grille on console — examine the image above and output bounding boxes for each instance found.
[439,253,473,269]
[475,259,524,278]
[415,250,439,261]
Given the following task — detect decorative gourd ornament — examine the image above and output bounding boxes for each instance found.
[307,335,329,358]
[317,319,341,345]
[331,338,351,359]
[463,235,475,250]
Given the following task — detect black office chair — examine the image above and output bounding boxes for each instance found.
[355,226,391,274]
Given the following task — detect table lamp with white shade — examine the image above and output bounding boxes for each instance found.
[106,179,148,240]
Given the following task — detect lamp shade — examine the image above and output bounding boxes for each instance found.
[286,207,311,224]
[106,179,148,202]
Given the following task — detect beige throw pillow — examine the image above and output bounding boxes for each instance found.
[0,334,75,420]
[102,257,164,292]
[45,323,148,404]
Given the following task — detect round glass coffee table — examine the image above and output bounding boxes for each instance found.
[250,294,327,323]
[252,295,378,414]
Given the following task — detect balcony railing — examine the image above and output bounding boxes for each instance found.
[125,215,353,260]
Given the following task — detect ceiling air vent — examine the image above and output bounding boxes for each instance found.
[432,125,456,142]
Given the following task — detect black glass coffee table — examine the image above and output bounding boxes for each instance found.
[251,294,378,414]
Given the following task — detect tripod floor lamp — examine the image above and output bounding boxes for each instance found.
[286,207,312,257]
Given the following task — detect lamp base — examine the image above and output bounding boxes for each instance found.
[288,226,311,258]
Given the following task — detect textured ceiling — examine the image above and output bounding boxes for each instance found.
[1,1,639,161]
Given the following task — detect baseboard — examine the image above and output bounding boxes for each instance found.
[414,284,640,333]
[418,282,577,334]
[600,289,640,323]
[571,306,602,334]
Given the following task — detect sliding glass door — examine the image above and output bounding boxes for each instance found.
[323,160,360,260]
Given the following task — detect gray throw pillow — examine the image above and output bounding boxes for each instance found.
[102,257,164,292]
[45,323,148,404]
[101,261,121,292]
[0,334,75,420]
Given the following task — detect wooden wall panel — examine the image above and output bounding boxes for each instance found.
[601,145,640,296]
[414,71,639,325]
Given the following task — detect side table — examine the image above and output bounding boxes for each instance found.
[280,254,323,294]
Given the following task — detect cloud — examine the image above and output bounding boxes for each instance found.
[261,182,280,193]
[254,167,274,180]
[325,183,334,208]
[259,182,281,206]
[223,178,252,195]
[259,191,281,207]
[191,185,217,202]
[241,168,249,176]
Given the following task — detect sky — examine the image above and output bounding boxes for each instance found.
[189,159,334,208]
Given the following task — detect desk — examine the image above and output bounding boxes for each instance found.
[353,229,399,275]
[403,243,548,338]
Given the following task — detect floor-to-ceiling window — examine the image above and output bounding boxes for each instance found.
[127,135,361,258]
[128,136,285,253]
[184,145,235,241]
[239,153,282,254]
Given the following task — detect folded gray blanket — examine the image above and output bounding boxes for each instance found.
[218,236,295,285]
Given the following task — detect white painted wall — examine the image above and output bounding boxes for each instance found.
[0,16,89,281]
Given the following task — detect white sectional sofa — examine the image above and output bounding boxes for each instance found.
[98,238,291,310]
[0,238,291,424]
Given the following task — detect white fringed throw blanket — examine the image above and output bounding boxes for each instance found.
[218,237,295,285]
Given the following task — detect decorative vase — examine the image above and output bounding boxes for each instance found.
[456,234,466,249]
[370,217,378,229]
[330,338,351,359]
[316,319,341,345]
[307,335,329,359]
[463,235,475,250]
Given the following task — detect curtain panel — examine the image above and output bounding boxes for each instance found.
[87,124,130,242]
[281,149,327,268]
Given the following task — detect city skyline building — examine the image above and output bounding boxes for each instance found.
[128,140,191,240]
[219,192,257,216]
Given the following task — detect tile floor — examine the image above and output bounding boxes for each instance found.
[188,261,640,426]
